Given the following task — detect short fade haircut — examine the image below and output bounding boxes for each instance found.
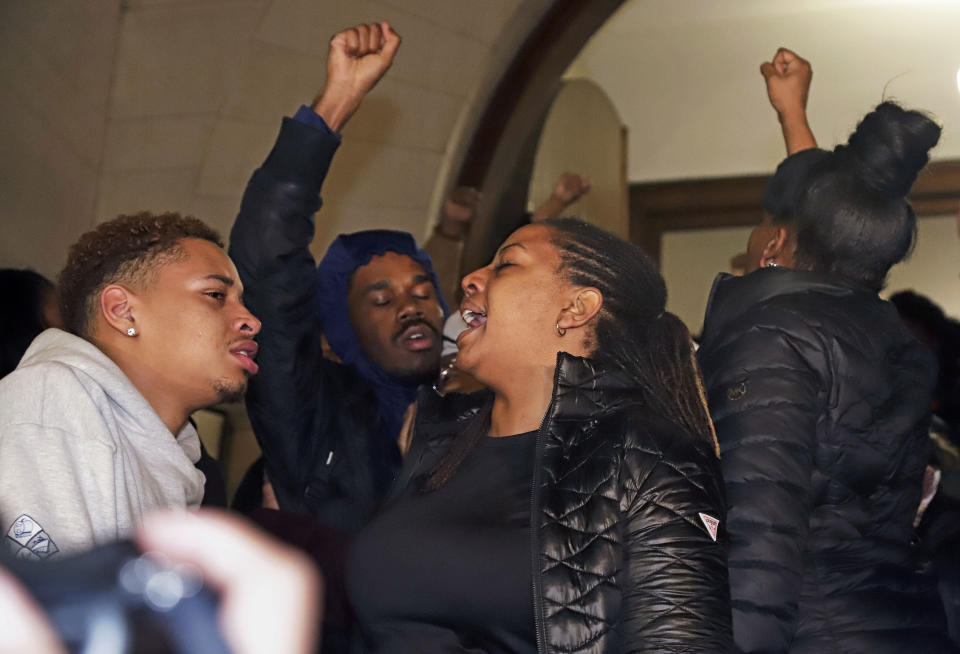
[58,211,223,338]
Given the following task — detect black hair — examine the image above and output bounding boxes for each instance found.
[0,269,56,378]
[793,101,941,291]
[422,218,717,491]
[58,211,223,338]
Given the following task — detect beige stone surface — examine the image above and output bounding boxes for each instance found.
[103,115,217,172]
[110,1,266,119]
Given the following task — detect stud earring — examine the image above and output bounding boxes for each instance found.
[556,322,566,337]
[764,260,779,268]
[126,327,137,337]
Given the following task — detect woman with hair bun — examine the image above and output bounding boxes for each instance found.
[347,218,733,653]
[699,50,954,654]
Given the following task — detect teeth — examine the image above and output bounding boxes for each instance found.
[462,309,485,323]
[409,333,424,340]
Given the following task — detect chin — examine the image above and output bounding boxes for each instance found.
[386,357,441,385]
[212,378,247,405]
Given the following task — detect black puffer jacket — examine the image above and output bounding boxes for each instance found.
[229,118,401,532]
[698,267,953,653]
[395,353,733,653]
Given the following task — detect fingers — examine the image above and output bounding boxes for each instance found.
[138,510,321,654]
[760,61,776,81]
[380,20,402,61]
[775,47,799,64]
[0,567,66,654]
[332,23,391,58]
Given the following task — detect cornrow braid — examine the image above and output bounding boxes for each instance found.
[545,217,716,446]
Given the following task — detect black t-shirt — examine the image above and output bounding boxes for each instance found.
[347,431,538,653]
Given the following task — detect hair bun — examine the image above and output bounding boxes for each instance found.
[841,101,941,198]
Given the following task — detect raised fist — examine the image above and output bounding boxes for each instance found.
[552,172,591,206]
[312,22,402,131]
[442,187,482,224]
[760,47,812,122]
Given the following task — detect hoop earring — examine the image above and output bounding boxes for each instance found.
[126,327,137,337]
[556,322,566,337]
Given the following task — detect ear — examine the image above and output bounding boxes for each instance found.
[99,284,137,336]
[557,287,603,331]
[759,226,791,268]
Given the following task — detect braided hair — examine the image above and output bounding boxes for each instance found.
[423,218,716,491]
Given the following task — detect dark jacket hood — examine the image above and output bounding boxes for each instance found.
[316,229,449,436]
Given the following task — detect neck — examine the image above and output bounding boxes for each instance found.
[95,336,191,435]
[489,364,556,437]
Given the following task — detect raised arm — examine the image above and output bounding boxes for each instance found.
[761,48,817,155]
[228,22,400,512]
[530,172,591,222]
[423,186,481,306]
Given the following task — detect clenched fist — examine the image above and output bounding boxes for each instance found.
[312,22,402,132]
[760,47,812,123]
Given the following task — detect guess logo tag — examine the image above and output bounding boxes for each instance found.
[699,512,720,542]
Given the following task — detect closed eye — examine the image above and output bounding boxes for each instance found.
[494,261,514,273]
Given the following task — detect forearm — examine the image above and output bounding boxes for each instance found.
[779,110,818,155]
[423,229,465,307]
[530,195,567,223]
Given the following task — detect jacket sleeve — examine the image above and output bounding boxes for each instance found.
[228,117,341,512]
[0,424,117,556]
[699,318,823,653]
[621,440,733,653]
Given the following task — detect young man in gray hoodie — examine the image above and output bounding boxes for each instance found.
[0,212,261,559]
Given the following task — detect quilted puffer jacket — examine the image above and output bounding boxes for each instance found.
[698,267,953,654]
[395,353,733,653]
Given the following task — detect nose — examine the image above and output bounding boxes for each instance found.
[235,305,261,336]
[460,266,487,298]
[397,293,426,322]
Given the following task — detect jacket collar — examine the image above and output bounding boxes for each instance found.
[545,352,639,422]
[702,267,865,344]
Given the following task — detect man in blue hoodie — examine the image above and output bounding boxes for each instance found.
[229,21,447,533]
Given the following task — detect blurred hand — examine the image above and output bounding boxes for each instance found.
[312,21,402,131]
[0,567,65,654]
[760,47,812,122]
[442,187,482,224]
[137,510,322,654]
[552,172,591,206]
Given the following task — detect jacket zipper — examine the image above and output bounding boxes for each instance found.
[531,362,564,654]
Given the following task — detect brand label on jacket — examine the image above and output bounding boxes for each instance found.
[5,514,59,560]
[699,512,720,542]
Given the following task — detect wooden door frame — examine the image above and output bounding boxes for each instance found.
[630,160,960,264]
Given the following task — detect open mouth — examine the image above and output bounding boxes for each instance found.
[458,308,487,346]
[397,323,436,352]
[230,340,259,375]
[461,309,487,329]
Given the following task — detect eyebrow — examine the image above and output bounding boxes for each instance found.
[202,274,235,286]
[361,274,433,296]
[496,242,526,257]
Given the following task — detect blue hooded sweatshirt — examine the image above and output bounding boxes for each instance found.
[316,230,450,440]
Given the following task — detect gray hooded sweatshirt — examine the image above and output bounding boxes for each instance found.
[0,329,205,559]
